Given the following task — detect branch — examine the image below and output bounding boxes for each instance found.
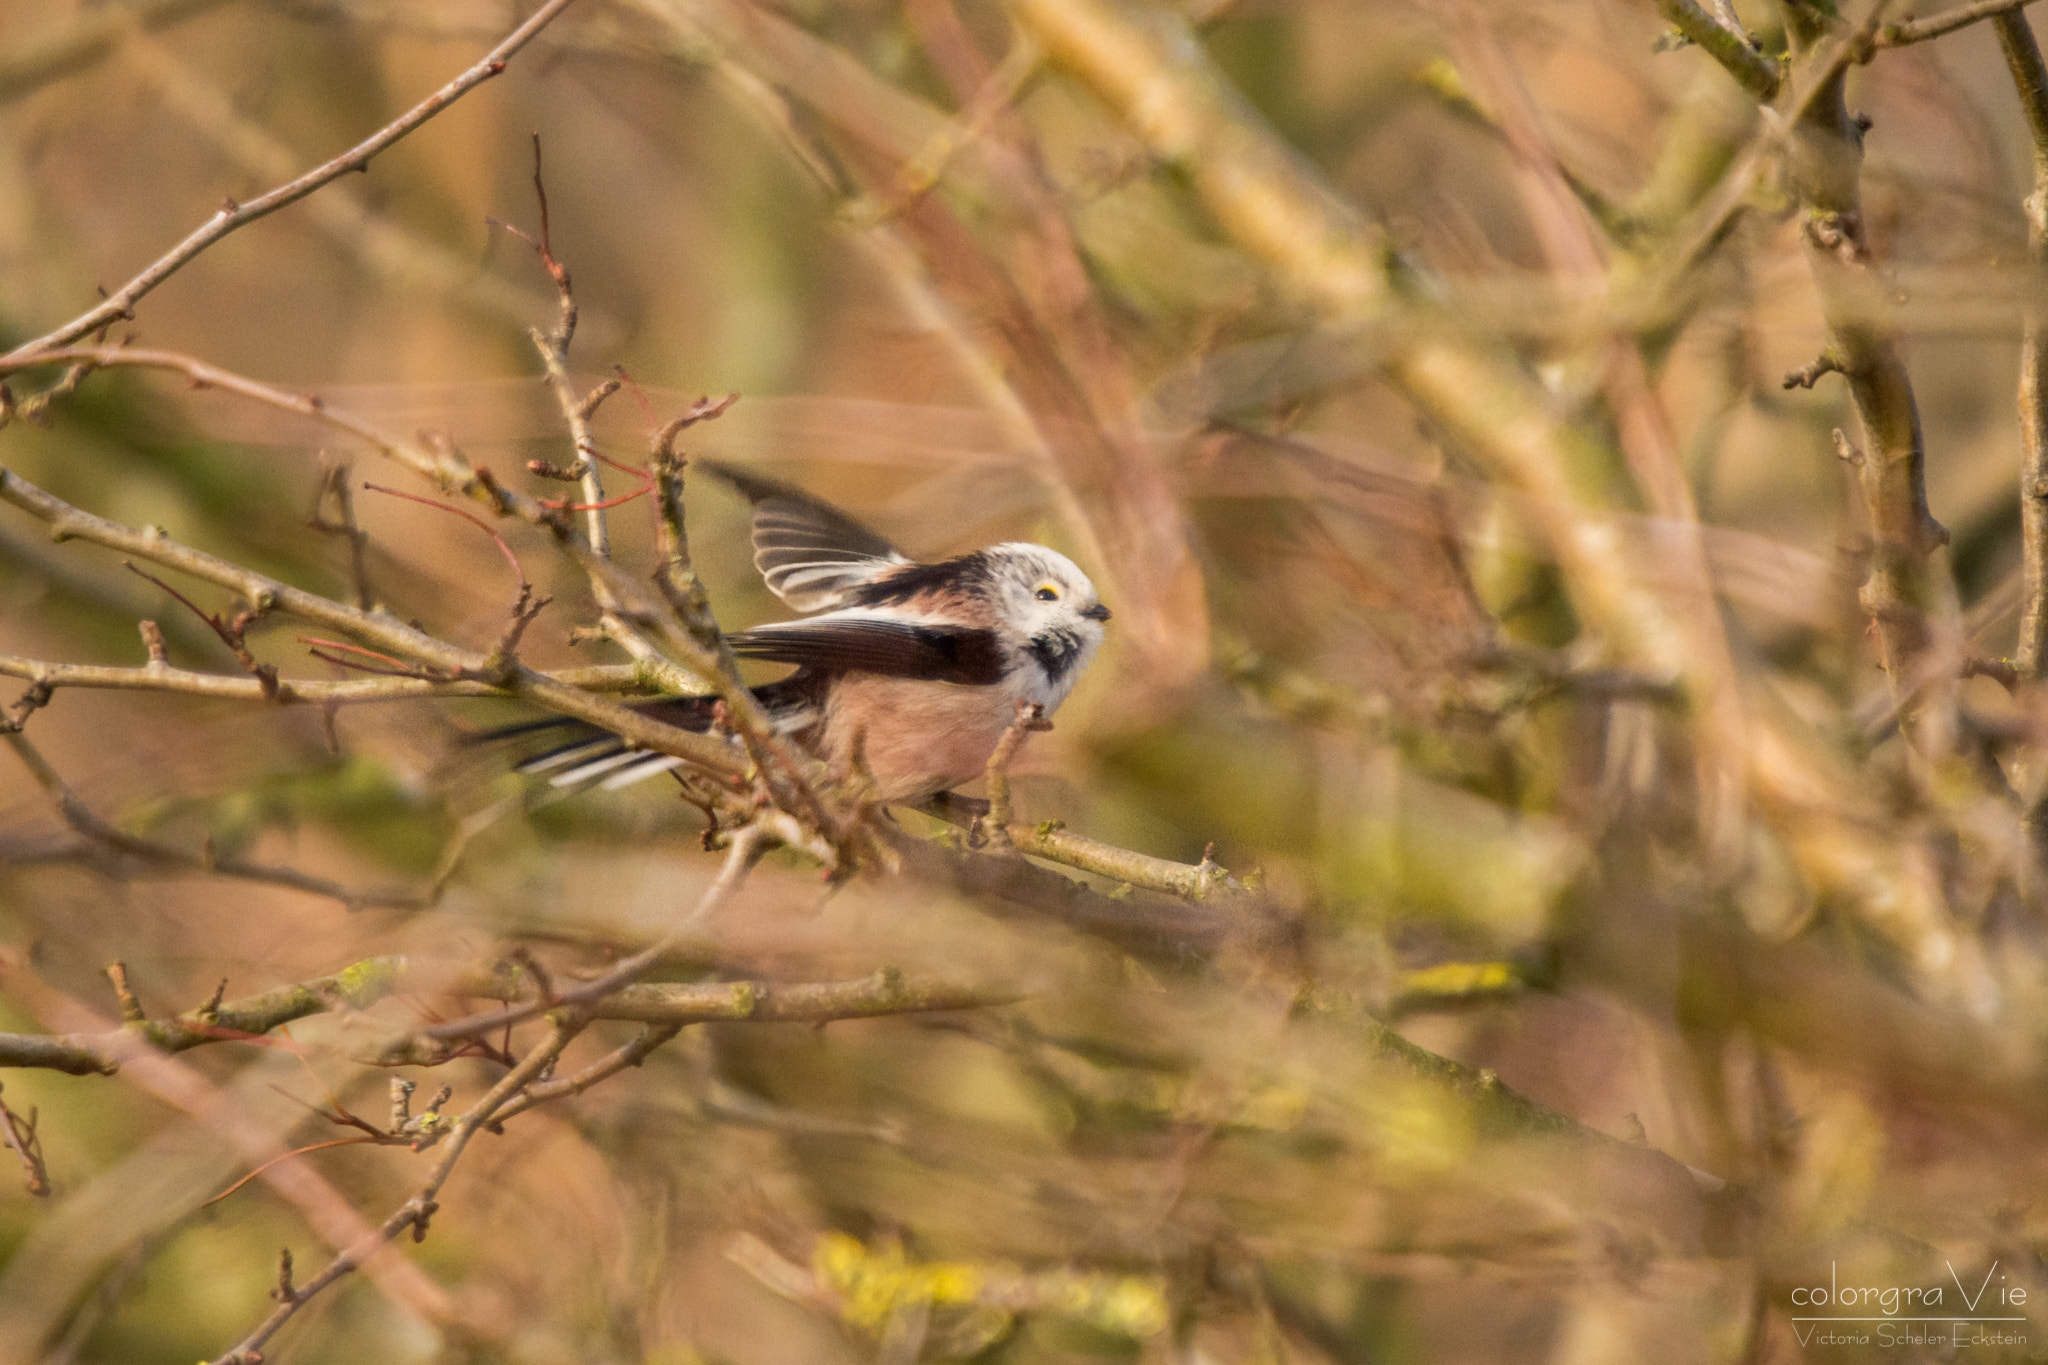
[0,954,411,1076]
[493,190,850,847]
[1997,9,2048,892]
[309,461,375,611]
[1651,0,1782,100]
[1781,32,1956,739]
[0,0,582,362]
[207,1016,586,1365]
[944,707,1252,906]
[376,823,771,1060]
[0,946,1014,1080]
[894,833,1255,959]
[0,347,733,696]
[0,463,747,780]
[0,346,868,847]
[0,655,651,703]
[1871,0,2045,49]
[0,1081,50,1195]
[649,393,743,663]
[2002,9,2048,683]
[486,1023,683,1125]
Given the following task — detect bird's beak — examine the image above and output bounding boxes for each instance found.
[1081,602,1112,622]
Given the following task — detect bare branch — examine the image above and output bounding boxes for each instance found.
[0,954,412,1076]
[0,654,653,704]
[649,392,743,663]
[487,1023,685,1125]
[1871,0,2045,50]
[1781,35,1956,736]
[1996,9,2048,893]
[0,0,582,362]
[1650,0,1781,100]
[0,463,747,779]
[382,823,771,1059]
[207,1016,586,1365]
[309,461,375,610]
[973,701,1053,852]
[0,1082,50,1195]
[2002,10,2048,682]
[0,949,1012,1078]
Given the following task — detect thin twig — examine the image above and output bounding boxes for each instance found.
[1871,0,2045,50]
[310,461,376,611]
[0,463,746,778]
[973,702,1052,852]
[385,824,772,1059]
[207,1016,586,1365]
[488,1024,684,1125]
[1,0,582,362]
[0,1082,50,1195]
[1651,0,1780,100]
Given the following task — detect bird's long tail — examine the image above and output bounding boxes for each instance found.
[477,677,816,793]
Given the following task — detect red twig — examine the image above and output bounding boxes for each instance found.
[360,482,527,594]
[296,636,438,678]
[538,484,651,513]
[201,1136,382,1210]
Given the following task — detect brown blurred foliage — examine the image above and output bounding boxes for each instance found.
[7,0,2048,1361]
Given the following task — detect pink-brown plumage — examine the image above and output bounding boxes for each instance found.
[818,673,1032,802]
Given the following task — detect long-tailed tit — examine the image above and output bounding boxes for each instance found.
[506,464,1111,804]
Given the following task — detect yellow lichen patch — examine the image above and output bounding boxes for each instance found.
[814,1234,985,1332]
[812,1234,1168,1343]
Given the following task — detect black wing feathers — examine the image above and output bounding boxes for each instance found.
[730,620,1005,686]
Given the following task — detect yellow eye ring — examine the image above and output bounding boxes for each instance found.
[1034,584,1060,602]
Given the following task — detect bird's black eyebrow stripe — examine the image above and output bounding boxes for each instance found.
[849,551,994,608]
[729,619,1006,685]
[1028,627,1085,681]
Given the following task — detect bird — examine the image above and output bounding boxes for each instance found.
[502,463,1111,805]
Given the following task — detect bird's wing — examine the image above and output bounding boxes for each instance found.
[729,615,1006,685]
[701,461,912,612]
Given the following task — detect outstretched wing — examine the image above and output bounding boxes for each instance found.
[701,461,912,613]
[729,615,1006,685]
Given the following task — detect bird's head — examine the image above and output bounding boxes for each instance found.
[985,543,1111,695]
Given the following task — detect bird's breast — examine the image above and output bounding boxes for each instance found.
[819,673,1041,803]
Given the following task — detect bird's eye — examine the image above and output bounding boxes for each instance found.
[1034,585,1060,602]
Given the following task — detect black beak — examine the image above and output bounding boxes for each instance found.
[1081,602,1112,622]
